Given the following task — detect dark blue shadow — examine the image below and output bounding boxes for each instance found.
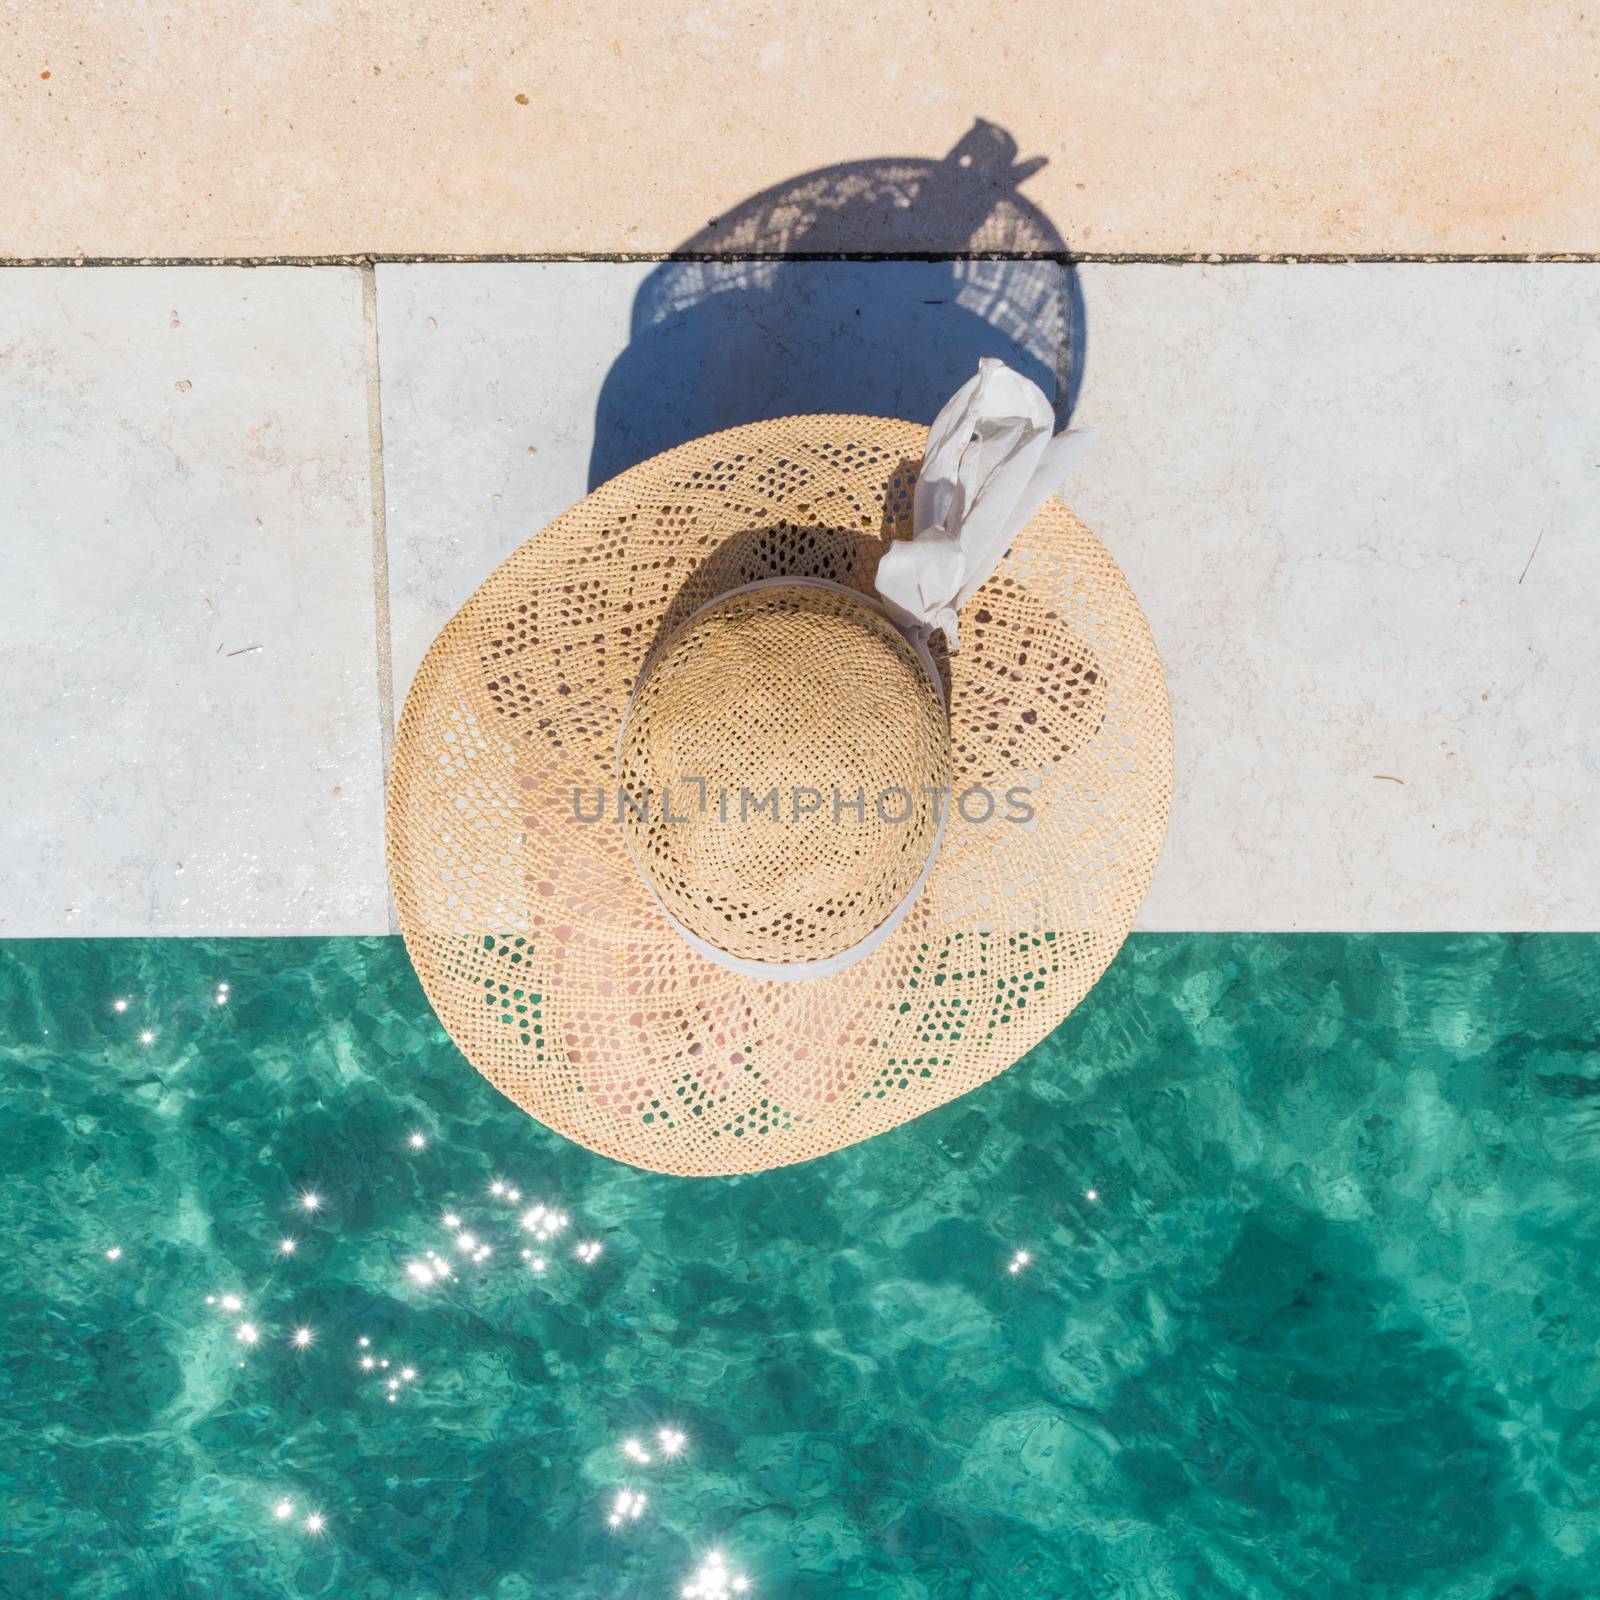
[589,120,1084,489]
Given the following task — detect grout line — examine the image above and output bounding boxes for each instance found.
[359,263,400,936]
[3,251,1600,267]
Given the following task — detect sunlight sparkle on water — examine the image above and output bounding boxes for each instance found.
[682,1550,751,1598]
[607,1489,647,1528]
[520,1204,569,1242]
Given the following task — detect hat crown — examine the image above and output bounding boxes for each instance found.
[618,584,950,966]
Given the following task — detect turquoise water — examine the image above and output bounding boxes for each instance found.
[2,935,1597,1599]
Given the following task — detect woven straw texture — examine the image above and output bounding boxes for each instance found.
[387,416,1172,1177]
[618,583,949,964]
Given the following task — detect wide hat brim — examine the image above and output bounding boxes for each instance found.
[386,415,1172,1176]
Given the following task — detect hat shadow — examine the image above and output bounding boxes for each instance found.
[587,119,1084,491]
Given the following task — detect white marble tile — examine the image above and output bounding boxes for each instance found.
[375,258,1068,703]
[18,261,1587,938]
[0,267,387,937]
[380,260,1599,931]
[1068,264,1600,931]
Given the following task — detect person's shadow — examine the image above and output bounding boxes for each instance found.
[587,119,1084,489]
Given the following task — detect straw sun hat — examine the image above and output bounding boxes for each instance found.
[387,361,1172,1176]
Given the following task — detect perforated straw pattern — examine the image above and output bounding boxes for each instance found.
[387,416,1172,1176]
[618,584,949,965]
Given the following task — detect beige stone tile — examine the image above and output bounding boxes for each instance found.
[6,2,1597,260]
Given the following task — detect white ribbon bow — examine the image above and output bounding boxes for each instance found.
[874,358,1095,650]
